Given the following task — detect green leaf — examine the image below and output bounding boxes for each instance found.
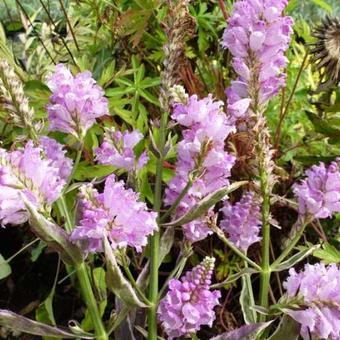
[0,309,94,339]
[313,243,340,264]
[240,275,257,324]
[163,181,248,227]
[269,315,300,340]
[0,254,11,280]
[81,268,107,331]
[22,195,83,265]
[211,321,274,340]
[211,268,258,289]
[311,0,332,12]
[36,287,57,340]
[103,237,148,308]
[272,244,320,272]
[74,163,115,181]
[30,241,47,262]
[305,111,340,138]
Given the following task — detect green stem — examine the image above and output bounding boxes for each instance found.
[121,254,152,306]
[272,220,309,268]
[160,177,193,223]
[258,169,271,321]
[148,111,168,339]
[59,195,108,340]
[76,263,108,340]
[213,225,262,271]
[158,248,192,299]
[64,147,83,192]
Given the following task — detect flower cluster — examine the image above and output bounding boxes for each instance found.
[158,257,220,339]
[222,0,293,120]
[220,191,262,252]
[46,64,109,139]
[283,263,340,340]
[0,138,72,225]
[70,174,157,253]
[95,128,148,171]
[164,93,235,242]
[293,159,340,219]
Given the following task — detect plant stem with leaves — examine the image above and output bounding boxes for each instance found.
[148,1,194,338]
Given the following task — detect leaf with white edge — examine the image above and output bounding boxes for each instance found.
[272,244,320,272]
[104,237,148,308]
[21,194,83,265]
[211,268,258,289]
[0,254,11,280]
[163,181,248,227]
[240,275,257,324]
[210,321,273,340]
[0,309,94,338]
[313,243,340,264]
[269,315,300,340]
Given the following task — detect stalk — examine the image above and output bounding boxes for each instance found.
[148,99,167,340]
[258,166,271,319]
[147,2,194,338]
[59,195,108,340]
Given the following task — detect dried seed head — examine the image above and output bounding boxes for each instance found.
[0,59,35,131]
[310,16,340,88]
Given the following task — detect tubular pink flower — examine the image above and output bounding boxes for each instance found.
[0,138,72,225]
[95,128,148,171]
[158,257,220,339]
[220,191,262,252]
[70,174,157,253]
[222,0,293,120]
[283,263,340,340]
[164,94,235,242]
[46,64,109,139]
[293,158,340,219]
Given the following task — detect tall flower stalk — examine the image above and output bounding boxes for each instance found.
[148,1,195,338]
[222,0,293,316]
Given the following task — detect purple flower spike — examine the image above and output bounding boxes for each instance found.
[222,0,293,120]
[46,64,109,139]
[70,174,157,253]
[164,93,236,242]
[0,138,72,226]
[293,159,340,219]
[283,263,340,340]
[158,257,220,339]
[220,191,262,252]
[95,128,148,171]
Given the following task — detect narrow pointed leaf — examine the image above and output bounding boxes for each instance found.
[269,315,300,340]
[104,237,148,308]
[22,195,83,265]
[272,244,320,272]
[0,309,94,338]
[163,181,248,227]
[211,268,258,289]
[313,243,340,264]
[210,321,273,340]
[240,275,257,324]
[0,254,11,280]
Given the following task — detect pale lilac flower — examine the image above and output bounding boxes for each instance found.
[70,174,157,253]
[165,94,236,242]
[222,0,293,120]
[39,136,73,180]
[220,191,262,252]
[283,263,340,340]
[0,139,72,225]
[158,257,220,339]
[293,159,340,219]
[46,64,109,139]
[95,128,148,171]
